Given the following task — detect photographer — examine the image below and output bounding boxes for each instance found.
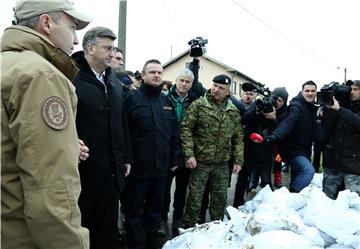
[272,87,289,188]
[241,95,277,191]
[321,80,360,199]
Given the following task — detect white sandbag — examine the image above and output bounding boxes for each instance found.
[335,189,360,211]
[246,202,305,235]
[239,230,322,249]
[241,185,273,213]
[269,186,307,210]
[314,206,359,239]
[318,229,336,248]
[302,226,325,248]
[327,242,355,249]
[310,173,323,188]
[163,220,233,249]
[336,234,360,249]
[299,187,334,226]
[225,206,248,234]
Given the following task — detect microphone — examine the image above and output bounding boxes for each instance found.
[249,133,264,143]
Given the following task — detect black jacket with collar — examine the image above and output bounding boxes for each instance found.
[71,51,132,191]
[126,83,182,178]
[272,92,317,163]
[242,102,277,168]
[322,101,360,174]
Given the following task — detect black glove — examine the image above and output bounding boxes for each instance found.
[263,135,278,146]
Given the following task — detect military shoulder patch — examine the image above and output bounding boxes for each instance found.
[41,96,69,130]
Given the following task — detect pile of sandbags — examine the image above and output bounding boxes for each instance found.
[163,174,360,249]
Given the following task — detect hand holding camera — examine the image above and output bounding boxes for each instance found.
[188,37,208,57]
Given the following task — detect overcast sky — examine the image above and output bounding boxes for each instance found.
[1,0,360,98]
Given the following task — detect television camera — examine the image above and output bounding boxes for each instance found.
[242,82,277,113]
[188,37,208,57]
[316,81,351,106]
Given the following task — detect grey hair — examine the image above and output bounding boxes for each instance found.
[176,68,194,82]
[82,26,117,53]
[17,11,61,29]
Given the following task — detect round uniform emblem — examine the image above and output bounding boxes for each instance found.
[42,96,69,130]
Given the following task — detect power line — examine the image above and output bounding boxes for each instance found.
[231,0,339,69]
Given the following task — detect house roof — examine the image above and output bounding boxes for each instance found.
[162,49,257,83]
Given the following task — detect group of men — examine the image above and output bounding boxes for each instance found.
[2,1,360,249]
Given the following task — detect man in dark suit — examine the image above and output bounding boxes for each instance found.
[72,27,132,249]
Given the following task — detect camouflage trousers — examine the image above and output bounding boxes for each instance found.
[322,167,360,200]
[183,161,229,227]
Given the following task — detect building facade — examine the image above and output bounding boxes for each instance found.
[162,50,257,98]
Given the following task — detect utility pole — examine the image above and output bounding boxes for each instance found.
[337,66,347,83]
[118,0,127,69]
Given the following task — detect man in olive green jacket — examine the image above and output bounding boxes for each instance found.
[181,74,244,228]
[1,1,91,248]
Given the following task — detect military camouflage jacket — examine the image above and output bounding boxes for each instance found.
[181,91,244,165]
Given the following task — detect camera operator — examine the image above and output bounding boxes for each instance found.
[321,80,360,199]
[241,95,277,191]
[263,81,317,193]
[272,87,289,188]
[241,85,257,110]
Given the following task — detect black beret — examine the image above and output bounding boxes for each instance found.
[212,74,231,85]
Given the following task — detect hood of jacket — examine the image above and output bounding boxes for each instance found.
[1,25,79,80]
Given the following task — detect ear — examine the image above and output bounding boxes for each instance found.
[37,14,52,35]
[87,44,96,55]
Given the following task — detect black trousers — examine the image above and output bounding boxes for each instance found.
[79,175,120,249]
[233,166,249,207]
[162,167,190,221]
[124,175,167,249]
[313,141,327,173]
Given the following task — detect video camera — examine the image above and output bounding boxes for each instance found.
[134,70,142,81]
[242,82,277,113]
[316,81,351,106]
[188,37,208,57]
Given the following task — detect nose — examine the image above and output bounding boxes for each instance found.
[73,33,79,45]
[109,49,115,58]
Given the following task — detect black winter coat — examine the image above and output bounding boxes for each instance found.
[322,101,360,175]
[272,93,317,163]
[126,83,183,178]
[242,103,276,169]
[72,51,132,191]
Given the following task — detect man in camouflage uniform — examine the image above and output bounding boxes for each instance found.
[181,74,243,228]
